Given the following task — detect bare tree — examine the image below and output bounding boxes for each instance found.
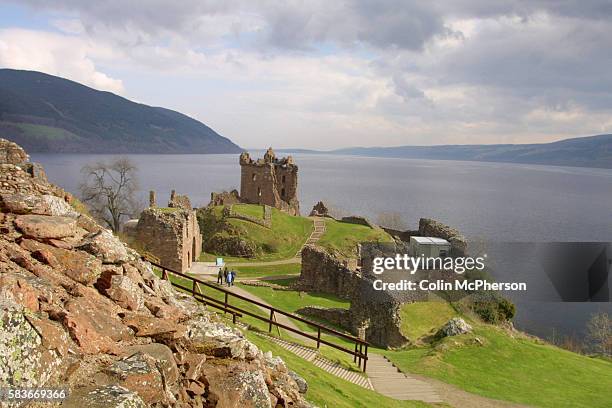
[586,312,611,356]
[79,158,140,233]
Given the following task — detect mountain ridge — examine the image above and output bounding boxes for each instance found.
[277,133,612,169]
[0,68,242,154]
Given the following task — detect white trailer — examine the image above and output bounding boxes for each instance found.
[409,236,451,258]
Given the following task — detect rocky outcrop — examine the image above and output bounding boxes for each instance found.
[309,201,329,217]
[0,139,313,408]
[436,317,473,338]
[297,245,362,300]
[418,218,467,255]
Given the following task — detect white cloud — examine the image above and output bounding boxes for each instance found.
[0,28,124,93]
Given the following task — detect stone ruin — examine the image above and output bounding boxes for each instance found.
[309,201,329,217]
[239,147,300,215]
[124,190,202,273]
[297,217,467,348]
[0,139,313,407]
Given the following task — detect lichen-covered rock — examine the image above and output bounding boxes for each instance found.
[0,140,313,408]
[0,300,63,388]
[14,214,78,239]
[436,317,473,338]
[102,352,166,405]
[289,370,308,394]
[185,315,260,360]
[202,360,272,408]
[78,229,130,264]
[63,384,147,408]
[122,343,179,388]
[62,296,132,354]
[101,275,143,311]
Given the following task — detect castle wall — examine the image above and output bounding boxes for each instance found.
[131,199,202,273]
[239,149,300,215]
[297,245,362,300]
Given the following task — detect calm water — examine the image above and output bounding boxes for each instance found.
[31,153,612,339]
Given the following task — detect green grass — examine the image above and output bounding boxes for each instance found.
[232,203,264,219]
[203,205,312,262]
[8,122,81,140]
[399,301,460,342]
[236,283,365,368]
[318,218,393,258]
[384,325,612,408]
[246,332,432,408]
[232,262,301,278]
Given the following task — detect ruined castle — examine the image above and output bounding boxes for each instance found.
[124,190,202,272]
[239,147,300,215]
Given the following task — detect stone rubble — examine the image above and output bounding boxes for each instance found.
[436,317,473,338]
[0,139,313,408]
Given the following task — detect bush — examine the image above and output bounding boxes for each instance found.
[470,295,515,324]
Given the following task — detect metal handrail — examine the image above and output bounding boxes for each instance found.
[146,258,369,371]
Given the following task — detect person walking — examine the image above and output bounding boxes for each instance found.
[217,267,223,284]
[226,270,233,287]
[223,267,228,284]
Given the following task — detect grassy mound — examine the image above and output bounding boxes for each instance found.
[199,205,312,261]
[318,218,393,258]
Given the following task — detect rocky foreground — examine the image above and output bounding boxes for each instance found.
[0,139,312,408]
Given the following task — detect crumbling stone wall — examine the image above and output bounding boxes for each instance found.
[419,218,467,255]
[297,245,362,300]
[239,148,300,215]
[168,189,192,210]
[127,191,202,272]
[348,279,411,347]
[210,189,241,206]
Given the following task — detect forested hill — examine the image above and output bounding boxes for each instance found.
[0,69,241,154]
[282,134,612,169]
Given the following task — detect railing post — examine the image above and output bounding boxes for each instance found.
[232,312,237,324]
[363,344,368,372]
[316,327,321,349]
[269,310,274,333]
[192,280,196,296]
[354,343,358,363]
[358,343,363,368]
[162,268,168,280]
[224,292,228,314]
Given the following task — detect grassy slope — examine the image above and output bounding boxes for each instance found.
[232,263,301,278]
[387,303,612,408]
[318,218,393,257]
[201,205,312,262]
[233,203,264,219]
[246,333,431,408]
[399,301,459,342]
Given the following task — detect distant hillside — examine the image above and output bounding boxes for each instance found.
[0,69,242,153]
[281,134,612,169]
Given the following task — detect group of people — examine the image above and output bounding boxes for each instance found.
[217,266,236,287]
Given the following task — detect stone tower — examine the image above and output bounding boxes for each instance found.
[239,147,300,215]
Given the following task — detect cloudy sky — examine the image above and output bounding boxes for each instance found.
[1,1,611,149]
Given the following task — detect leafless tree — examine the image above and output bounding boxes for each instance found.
[79,158,140,233]
[376,211,407,230]
[586,312,611,356]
